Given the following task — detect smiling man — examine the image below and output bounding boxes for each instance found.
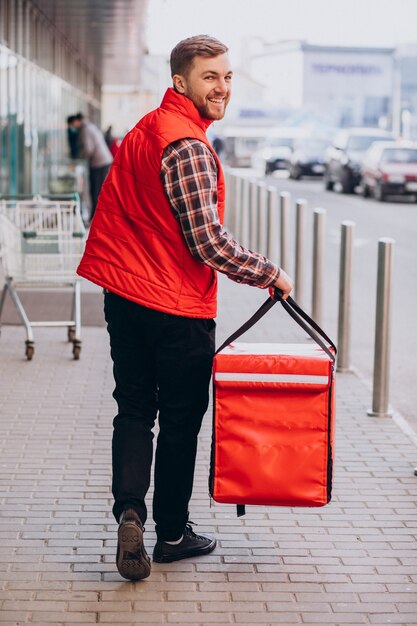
[171,45,232,119]
[77,35,293,581]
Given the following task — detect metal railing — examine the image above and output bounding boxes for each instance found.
[224,169,395,419]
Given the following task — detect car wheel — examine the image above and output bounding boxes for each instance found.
[341,171,354,194]
[292,166,302,180]
[374,183,386,202]
[362,183,370,198]
[324,172,334,191]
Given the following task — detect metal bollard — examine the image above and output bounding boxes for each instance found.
[240,177,250,247]
[266,186,279,264]
[257,183,267,255]
[337,221,355,372]
[224,169,231,219]
[280,191,291,272]
[367,238,395,418]
[312,208,326,325]
[294,199,307,307]
[229,173,237,234]
[249,180,258,250]
[234,176,243,242]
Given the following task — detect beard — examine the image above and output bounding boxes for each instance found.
[195,102,224,120]
[184,87,229,121]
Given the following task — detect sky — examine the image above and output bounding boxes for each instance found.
[145,0,417,64]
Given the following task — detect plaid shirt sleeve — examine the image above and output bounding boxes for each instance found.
[161,138,280,288]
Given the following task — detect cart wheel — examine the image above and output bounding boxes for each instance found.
[72,341,81,360]
[25,342,34,361]
[68,327,76,342]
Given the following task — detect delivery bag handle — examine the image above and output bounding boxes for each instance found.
[215,289,336,363]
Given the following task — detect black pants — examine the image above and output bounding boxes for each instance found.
[89,164,111,219]
[104,292,215,541]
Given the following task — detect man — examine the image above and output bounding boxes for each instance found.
[68,113,113,220]
[104,125,121,157]
[67,115,83,160]
[77,35,293,581]
[212,135,225,160]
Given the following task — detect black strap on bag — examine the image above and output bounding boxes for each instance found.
[216,289,336,362]
[214,289,337,517]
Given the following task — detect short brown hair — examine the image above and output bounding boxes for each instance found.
[170,35,228,77]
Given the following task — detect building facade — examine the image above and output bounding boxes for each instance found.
[249,41,395,130]
[0,0,147,196]
[0,1,102,195]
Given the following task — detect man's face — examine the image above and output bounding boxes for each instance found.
[173,53,232,120]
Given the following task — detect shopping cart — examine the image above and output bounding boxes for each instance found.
[0,194,86,360]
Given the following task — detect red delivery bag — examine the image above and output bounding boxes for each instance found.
[210,293,336,516]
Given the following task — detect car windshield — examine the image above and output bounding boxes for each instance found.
[347,135,390,151]
[380,148,417,164]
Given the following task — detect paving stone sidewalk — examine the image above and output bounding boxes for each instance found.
[0,276,416,626]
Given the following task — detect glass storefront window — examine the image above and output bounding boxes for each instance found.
[0,4,100,197]
[0,47,10,194]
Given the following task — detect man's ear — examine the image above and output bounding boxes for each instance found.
[172,74,186,94]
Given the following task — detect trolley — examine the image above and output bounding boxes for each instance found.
[0,194,86,360]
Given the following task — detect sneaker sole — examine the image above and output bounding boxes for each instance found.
[117,521,151,580]
[153,538,216,563]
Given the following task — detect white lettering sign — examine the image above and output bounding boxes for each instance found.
[312,64,382,75]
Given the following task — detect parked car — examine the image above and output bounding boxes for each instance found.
[324,128,393,193]
[220,125,269,167]
[288,137,330,179]
[251,128,310,175]
[360,141,417,201]
[251,137,294,175]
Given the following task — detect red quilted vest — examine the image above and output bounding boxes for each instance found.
[77,88,225,318]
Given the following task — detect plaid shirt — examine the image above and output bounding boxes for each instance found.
[161,138,280,288]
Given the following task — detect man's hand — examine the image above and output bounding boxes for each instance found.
[268,269,294,301]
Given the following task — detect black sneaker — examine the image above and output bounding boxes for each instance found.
[152,523,216,563]
[116,508,151,580]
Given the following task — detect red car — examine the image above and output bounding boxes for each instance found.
[361,141,417,201]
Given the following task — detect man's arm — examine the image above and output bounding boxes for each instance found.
[161,138,293,295]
